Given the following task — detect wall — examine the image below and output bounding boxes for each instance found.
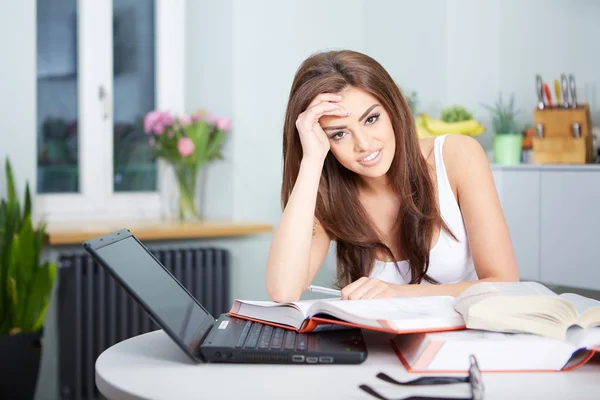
[0,0,36,200]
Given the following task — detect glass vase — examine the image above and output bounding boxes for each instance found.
[173,164,201,221]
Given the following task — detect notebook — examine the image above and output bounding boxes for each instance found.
[391,328,600,373]
[82,229,368,365]
[227,295,466,334]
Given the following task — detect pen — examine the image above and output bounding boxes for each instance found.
[307,285,341,296]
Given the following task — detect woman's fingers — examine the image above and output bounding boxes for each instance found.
[307,93,342,109]
[297,103,350,132]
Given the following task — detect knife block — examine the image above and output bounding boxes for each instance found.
[531,104,593,164]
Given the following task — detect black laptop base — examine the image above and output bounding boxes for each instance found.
[199,314,367,364]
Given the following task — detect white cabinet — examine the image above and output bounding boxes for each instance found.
[539,171,600,289]
[492,164,600,291]
[492,168,541,281]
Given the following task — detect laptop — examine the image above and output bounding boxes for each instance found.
[82,229,368,364]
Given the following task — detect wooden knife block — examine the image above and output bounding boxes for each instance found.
[532,104,593,164]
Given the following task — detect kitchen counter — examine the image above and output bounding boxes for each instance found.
[490,163,600,171]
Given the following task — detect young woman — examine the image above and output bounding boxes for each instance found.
[266,50,519,303]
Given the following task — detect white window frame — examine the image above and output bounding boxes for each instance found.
[34,0,185,224]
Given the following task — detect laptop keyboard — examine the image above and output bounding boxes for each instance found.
[235,320,307,351]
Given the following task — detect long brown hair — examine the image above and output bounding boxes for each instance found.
[281,50,448,287]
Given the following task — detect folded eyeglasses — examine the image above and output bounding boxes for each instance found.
[359,355,484,400]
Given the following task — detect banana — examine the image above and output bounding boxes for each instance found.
[415,115,437,138]
[416,114,484,137]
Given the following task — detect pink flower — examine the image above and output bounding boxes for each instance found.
[144,110,174,135]
[177,137,195,157]
[215,117,231,132]
[207,115,219,125]
[179,114,193,126]
[144,111,163,133]
[192,109,209,122]
[148,138,156,147]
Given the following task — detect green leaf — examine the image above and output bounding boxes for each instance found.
[27,261,56,332]
[6,277,18,331]
[0,157,56,334]
[5,158,18,210]
[206,131,227,160]
[23,183,32,220]
[186,123,209,164]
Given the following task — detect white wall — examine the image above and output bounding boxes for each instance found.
[0,0,36,200]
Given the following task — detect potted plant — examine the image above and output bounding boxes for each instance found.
[143,109,230,221]
[482,92,523,165]
[0,157,57,400]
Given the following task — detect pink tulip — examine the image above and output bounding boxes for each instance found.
[144,110,163,134]
[144,110,174,135]
[207,115,219,125]
[215,117,231,132]
[177,137,195,157]
[192,109,209,121]
[179,114,193,126]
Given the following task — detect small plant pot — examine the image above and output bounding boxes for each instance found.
[493,133,523,165]
[0,329,43,400]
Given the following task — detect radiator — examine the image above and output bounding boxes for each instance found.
[57,246,230,400]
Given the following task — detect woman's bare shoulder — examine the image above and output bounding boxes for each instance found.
[418,137,436,165]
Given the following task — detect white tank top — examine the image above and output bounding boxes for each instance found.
[368,134,478,285]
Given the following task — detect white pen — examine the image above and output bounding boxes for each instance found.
[307,285,341,296]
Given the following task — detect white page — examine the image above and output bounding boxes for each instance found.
[236,298,336,317]
[320,296,460,321]
[453,281,557,316]
[558,293,600,316]
[566,326,600,349]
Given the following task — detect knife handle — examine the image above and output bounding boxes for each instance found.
[543,83,553,107]
[554,79,561,105]
[560,74,570,107]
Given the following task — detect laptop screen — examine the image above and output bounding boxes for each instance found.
[94,236,213,351]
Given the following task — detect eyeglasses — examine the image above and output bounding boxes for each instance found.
[359,354,484,400]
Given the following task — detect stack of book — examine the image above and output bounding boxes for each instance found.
[227,281,600,372]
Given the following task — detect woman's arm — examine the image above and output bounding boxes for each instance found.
[267,93,350,302]
[266,158,332,303]
[340,134,519,299]
[446,133,519,283]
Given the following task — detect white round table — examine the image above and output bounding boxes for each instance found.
[96,329,600,400]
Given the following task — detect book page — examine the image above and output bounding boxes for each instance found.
[234,298,327,317]
[558,293,600,316]
[230,299,322,330]
[314,296,464,330]
[566,326,600,350]
[453,281,557,317]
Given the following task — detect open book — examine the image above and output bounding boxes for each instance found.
[227,296,466,334]
[452,281,600,340]
[391,327,600,373]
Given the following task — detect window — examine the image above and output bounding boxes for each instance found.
[35,0,185,223]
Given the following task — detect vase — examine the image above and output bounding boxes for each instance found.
[493,133,523,165]
[173,164,202,221]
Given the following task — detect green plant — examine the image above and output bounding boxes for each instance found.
[144,109,230,220]
[0,158,57,335]
[441,105,474,123]
[399,86,418,115]
[481,92,520,134]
